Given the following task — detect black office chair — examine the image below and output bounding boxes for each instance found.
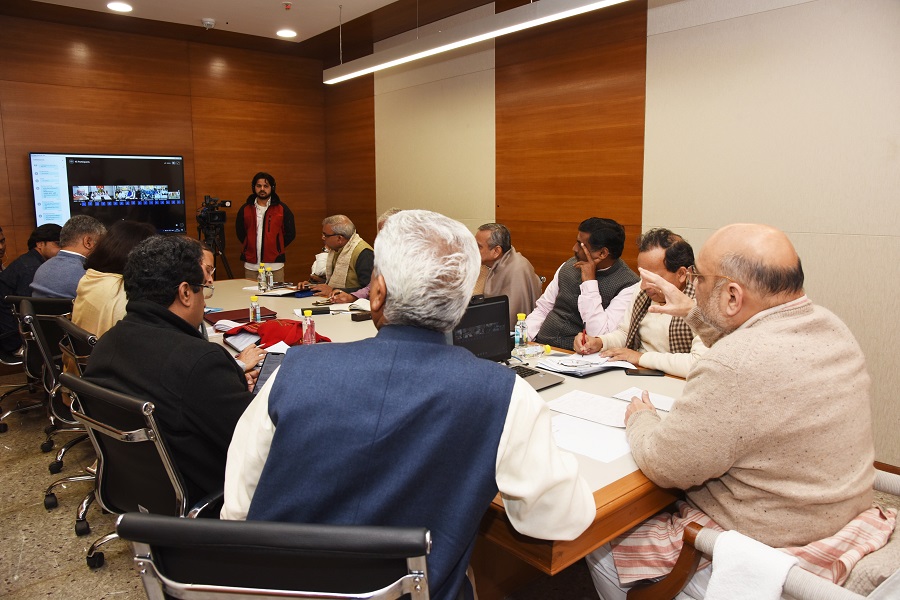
[117,512,431,600]
[44,316,101,536]
[60,372,221,568]
[18,298,86,471]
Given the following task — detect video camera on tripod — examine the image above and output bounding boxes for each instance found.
[197,195,234,279]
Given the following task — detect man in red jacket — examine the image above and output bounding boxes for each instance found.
[235,172,296,282]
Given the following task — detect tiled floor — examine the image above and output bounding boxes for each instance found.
[0,371,597,599]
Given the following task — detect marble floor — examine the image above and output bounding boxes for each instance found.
[0,369,597,600]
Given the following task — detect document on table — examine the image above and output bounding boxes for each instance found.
[537,353,634,377]
[547,390,630,428]
[613,387,676,412]
[552,414,630,463]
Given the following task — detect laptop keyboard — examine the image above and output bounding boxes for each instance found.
[510,364,539,378]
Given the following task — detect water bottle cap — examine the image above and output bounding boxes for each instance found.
[516,313,526,320]
[250,295,258,301]
[303,309,312,317]
[266,267,272,271]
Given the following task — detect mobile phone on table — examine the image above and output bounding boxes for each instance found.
[625,368,665,377]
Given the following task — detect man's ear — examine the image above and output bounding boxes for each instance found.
[175,281,194,308]
[722,282,743,317]
[369,274,386,313]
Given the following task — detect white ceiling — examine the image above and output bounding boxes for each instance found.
[30,0,400,42]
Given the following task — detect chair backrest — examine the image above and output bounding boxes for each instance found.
[56,316,98,376]
[6,295,73,383]
[116,512,431,600]
[59,372,188,518]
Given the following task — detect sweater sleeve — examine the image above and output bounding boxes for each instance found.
[281,203,296,248]
[638,332,707,378]
[496,377,595,540]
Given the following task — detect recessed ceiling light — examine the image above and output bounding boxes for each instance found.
[107,2,133,12]
[276,29,297,38]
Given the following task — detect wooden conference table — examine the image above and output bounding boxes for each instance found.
[209,279,685,598]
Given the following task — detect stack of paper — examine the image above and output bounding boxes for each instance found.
[537,353,634,377]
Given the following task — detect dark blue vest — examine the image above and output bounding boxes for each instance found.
[248,325,515,600]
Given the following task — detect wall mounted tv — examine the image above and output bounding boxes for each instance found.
[30,153,187,234]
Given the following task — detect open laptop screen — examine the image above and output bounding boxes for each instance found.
[450,296,512,363]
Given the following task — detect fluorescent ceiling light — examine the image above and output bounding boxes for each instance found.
[107,2,133,12]
[324,0,630,84]
[277,29,298,38]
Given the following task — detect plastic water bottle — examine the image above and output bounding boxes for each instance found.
[265,267,274,289]
[514,313,528,348]
[249,295,261,323]
[257,266,267,292]
[302,309,316,345]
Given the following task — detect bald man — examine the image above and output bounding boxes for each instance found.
[587,224,887,599]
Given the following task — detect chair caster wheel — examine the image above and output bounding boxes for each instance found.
[45,424,58,435]
[86,552,104,569]
[44,493,58,509]
[0,422,8,433]
[48,460,63,474]
[75,519,91,536]
[40,439,54,452]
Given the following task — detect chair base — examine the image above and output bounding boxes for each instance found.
[87,531,118,569]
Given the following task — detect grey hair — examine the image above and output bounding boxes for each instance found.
[60,215,106,248]
[719,253,804,296]
[376,207,402,230]
[322,215,355,238]
[374,210,480,332]
[477,223,511,254]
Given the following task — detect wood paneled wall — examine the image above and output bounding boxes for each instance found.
[0,15,328,283]
[495,1,648,281]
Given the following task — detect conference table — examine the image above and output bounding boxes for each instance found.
[209,278,684,598]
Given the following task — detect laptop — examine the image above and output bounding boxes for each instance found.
[450,295,564,392]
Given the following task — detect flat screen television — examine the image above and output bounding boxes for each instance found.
[30,152,188,234]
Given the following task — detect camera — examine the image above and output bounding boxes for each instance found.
[197,195,231,226]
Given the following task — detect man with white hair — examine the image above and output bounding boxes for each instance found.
[306,214,373,296]
[222,210,594,600]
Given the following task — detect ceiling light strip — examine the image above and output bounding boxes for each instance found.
[323,0,630,84]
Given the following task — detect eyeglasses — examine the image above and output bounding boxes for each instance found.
[687,266,740,286]
[184,282,215,299]
[321,232,341,239]
[203,266,216,277]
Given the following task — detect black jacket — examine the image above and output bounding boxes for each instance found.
[84,300,252,504]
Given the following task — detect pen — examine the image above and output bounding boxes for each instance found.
[581,328,587,355]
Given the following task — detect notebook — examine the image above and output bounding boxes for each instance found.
[450,295,564,392]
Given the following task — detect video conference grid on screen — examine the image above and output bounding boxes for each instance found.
[30,153,188,234]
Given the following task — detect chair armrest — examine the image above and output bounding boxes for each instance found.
[626,522,705,600]
[187,490,224,518]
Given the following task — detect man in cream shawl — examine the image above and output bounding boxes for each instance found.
[308,215,373,296]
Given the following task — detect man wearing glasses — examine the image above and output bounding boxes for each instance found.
[84,236,253,507]
[303,214,373,297]
[586,224,885,599]
[574,228,707,377]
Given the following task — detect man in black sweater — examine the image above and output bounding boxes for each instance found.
[84,235,252,504]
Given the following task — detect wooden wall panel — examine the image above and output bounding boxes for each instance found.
[325,76,377,245]
[190,95,326,283]
[0,15,190,95]
[495,1,647,281]
[189,43,322,106]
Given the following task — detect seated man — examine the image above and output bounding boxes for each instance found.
[84,236,253,505]
[526,217,638,350]
[222,210,595,600]
[574,228,707,377]
[31,215,106,298]
[0,224,62,352]
[306,214,373,296]
[586,223,892,599]
[475,223,542,327]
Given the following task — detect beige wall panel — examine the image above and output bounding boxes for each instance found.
[643,0,900,464]
[374,6,496,231]
[644,0,900,235]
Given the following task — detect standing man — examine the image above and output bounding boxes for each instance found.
[222,210,594,600]
[31,215,106,298]
[475,223,542,327]
[586,224,889,599]
[236,172,296,282]
[574,228,707,377]
[526,217,638,350]
[0,224,62,352]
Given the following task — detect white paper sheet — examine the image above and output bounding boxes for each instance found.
[613,387,676,412]
[547,390,630,428]
[551,414,630,463]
